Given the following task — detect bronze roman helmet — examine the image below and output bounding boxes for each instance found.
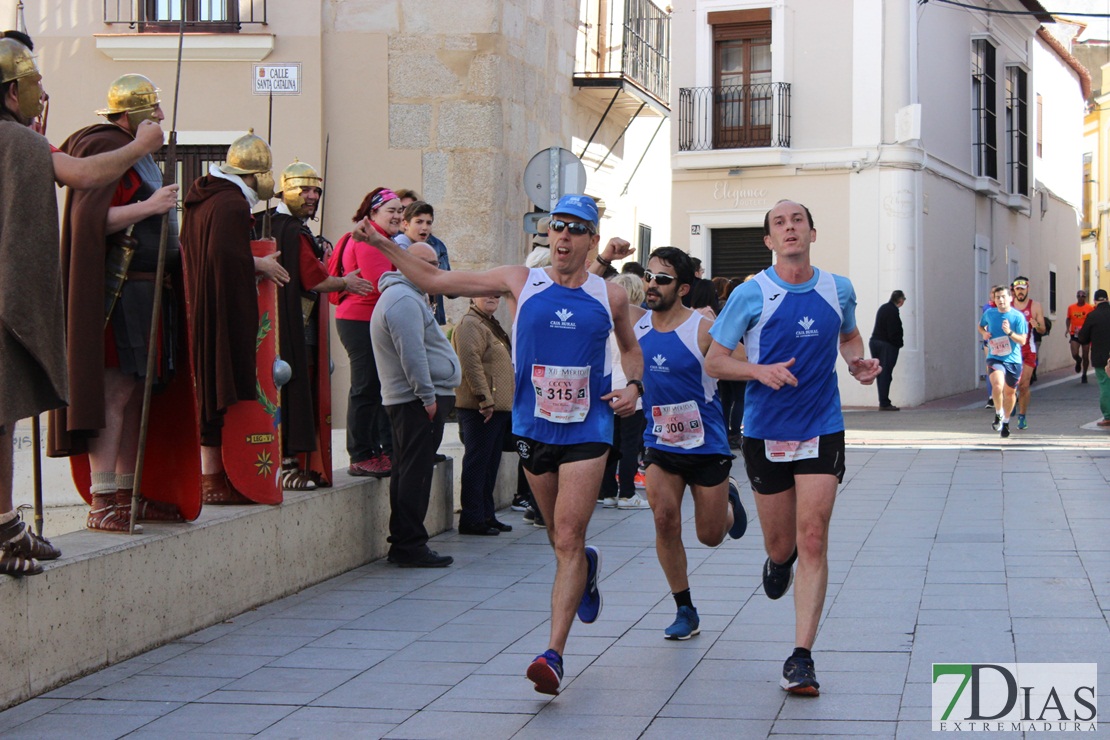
[279,158,322,219]
[219,129,275,199]
[0,37,44,121]
[97,73,161,130]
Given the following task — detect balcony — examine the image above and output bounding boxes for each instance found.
[574,0,670,118]
[103,0,267,32]
[678,82,791,151]
[98,0,272,61]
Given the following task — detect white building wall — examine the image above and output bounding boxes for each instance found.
[1033,38,1084,207]
[672,0,1084,406]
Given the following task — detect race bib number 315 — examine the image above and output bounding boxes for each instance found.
[532,364,590,423]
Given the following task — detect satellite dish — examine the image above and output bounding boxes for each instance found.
[523,147,587,211]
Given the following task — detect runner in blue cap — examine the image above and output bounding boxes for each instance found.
[354,193,644,696]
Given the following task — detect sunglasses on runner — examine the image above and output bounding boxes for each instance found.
[548,219,595,236]
[642,271,677,286]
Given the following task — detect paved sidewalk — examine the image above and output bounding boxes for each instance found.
[1,373,1108,738]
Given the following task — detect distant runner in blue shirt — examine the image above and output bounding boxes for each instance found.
[978,284,1028,439]
[705,200,880,698]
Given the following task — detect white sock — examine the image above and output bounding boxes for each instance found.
[90,471,117,495]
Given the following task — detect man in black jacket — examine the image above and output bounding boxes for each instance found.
[1077,289,1110,427]
[869,291,905,411]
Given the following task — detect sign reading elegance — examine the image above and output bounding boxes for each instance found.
[932,663,1097,732]
[252,64,301,95]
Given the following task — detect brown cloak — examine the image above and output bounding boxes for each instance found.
[46,123,129,455]
[180,175,258,428]
[0,115,67,429]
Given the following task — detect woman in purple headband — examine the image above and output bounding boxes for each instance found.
[334,187,404,478]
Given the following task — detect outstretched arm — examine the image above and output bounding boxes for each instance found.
[353,219,525,298]
[52,120,165,189]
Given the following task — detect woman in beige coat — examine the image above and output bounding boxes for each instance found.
[452,295,515,535]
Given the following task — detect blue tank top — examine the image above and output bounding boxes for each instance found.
[636,311,729,455]
[511,268,613,445]
[711,267,854,441]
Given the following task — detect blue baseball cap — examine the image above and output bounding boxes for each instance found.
[551,194,598,228]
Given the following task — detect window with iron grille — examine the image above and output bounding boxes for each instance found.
[152,144,229,232]
[102,1,266,32]
[1005,66,1028,196]
[972,38,997,180]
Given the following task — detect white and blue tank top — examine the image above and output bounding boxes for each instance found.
[511,268,614,445]
[636,311,729,455]
[710,267,857,441]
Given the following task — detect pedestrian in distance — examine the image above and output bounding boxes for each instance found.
[869,290,905,411]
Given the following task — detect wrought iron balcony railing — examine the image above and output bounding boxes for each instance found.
[103,0,267,32]
[678,82,791,151]
[575,0,670,107]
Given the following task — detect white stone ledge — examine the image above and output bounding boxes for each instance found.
[94,33,274,62]
[0,461,454,710]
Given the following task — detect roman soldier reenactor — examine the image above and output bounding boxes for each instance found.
[265,160,372,490]
[47,73,198,531]
[180,131,290,504]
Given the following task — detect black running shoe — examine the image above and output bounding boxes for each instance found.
[781,654,820,696]
[1000,422,1010,439]
[991,413,1001,431]
[762,548,797,600]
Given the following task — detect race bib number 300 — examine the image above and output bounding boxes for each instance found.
[651,401,704,449]
[532,364,590,423]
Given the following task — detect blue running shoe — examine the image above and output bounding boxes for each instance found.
[577,545,603,623]
[727,477,747,539]
[526,649,564,695]
[781,653,820,696]
[1017,414,1027,430]
[664,605,701,640]
[763,548,797,600]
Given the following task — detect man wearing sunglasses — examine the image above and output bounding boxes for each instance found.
[704,200,879,697]
[353,193,643,696]
[634,247,748,642]
[1009,276,1044,430]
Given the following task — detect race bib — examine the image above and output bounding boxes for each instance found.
[988,335,1011,356]
[532,364,590,423]
[765,437,820,463]
[650,401,705,450]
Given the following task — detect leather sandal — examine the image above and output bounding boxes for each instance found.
[118,491,184,522]
[2,520,60,561]
[281,462,317,491]
[0,550,42,577]
[201,473,252,505]
[87,493,142,534]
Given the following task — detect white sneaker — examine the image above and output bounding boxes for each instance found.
[617,495,649,509]
[600,497,618,508]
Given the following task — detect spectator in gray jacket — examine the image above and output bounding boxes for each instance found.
[370,242,462,567]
